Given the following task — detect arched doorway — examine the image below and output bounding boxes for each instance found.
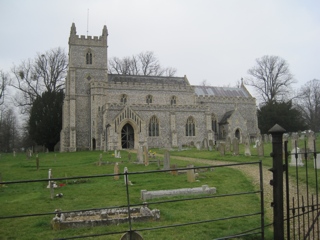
[121,123,134,149]
[235,129,240,139]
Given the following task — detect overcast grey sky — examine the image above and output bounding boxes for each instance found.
[1,0,319,93]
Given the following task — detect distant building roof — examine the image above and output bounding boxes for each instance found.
[194,86,250,98]
[108,74,189,85]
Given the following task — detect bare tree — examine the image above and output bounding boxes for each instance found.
[0,107,19,152]
[0,70,9,106]
[10,47,67,112]
[246,55,296,103]
[108,51,176,77]
[295,79,320,132]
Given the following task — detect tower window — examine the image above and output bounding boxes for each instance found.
[170,96,177,105]
[149,116,159,137]
[186,117,195,136]
[86,52,92,64]
[121,94,127,104]
[146,95,153,104]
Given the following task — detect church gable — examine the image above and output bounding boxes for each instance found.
[114,106,143,133]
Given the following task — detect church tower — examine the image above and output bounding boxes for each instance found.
[60,23,108,152]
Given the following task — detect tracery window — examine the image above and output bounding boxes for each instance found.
[149,116,159,137]
[86,52,92,64]
[170,96,177,105]
[120,94,127,104]
[186,117,195,136]
[146,95,153,104]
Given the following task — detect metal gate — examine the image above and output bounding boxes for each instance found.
[269,124,320,239]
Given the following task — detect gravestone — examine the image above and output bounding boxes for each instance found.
[219,142,225,156]
[264,134,268,143]
[225,137,231,152]
[300,132,305,140]
[232,138,239,155]
[124,167,130,185]
[13,151,16,157]
[178,143,182,151]
[202,138,208,150]
[196,142,201,150]
[187,165,195,182]
[114,163,119,180]
[244,139,251,156]
[290,147,304,166]
[137,145,144,164]
[163,150,170,170]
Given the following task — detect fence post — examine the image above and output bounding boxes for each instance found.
[269,124,286,240]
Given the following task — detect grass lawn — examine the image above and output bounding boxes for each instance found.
[0,149,273,240]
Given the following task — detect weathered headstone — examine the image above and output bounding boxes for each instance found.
[219,142,225,156]
[225,137,231,152]
[232,138,239,155]
[13,151,16,157]
[187,165,195,182]
[163,150,170,170]
[202,138,208,150]
[114,163,119,180]
[244,140,251,156]
[290,147,304,166]
[178,142,182,151]
[137,145,144,164]
[196,142,201,150]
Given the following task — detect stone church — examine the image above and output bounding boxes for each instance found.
[60,23,259,152]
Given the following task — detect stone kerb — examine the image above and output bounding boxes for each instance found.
[140,185,216,201]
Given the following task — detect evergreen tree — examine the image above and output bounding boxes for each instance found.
[258,101,306,134]
[28,90,63,151]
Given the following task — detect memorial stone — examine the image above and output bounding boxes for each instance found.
[114,163,119,180]
[163,150,170,170]
[232,138,239,155]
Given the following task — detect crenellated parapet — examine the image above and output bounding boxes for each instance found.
[69,23,108,47]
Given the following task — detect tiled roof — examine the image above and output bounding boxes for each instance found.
[194,86,250,98]
[219,110,235,124]
[108,74,188,85]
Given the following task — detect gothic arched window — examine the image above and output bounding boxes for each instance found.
[146,95,153,104]
[120,94,127,104]
[149,116,159,136]
[186,117,195,136]
[170,96,177,105]
[86,52,92,64]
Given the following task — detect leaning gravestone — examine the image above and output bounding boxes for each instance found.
[232,138,239,155]
[163,150,170,170]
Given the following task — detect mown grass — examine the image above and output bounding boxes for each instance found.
[0,149,273,239]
